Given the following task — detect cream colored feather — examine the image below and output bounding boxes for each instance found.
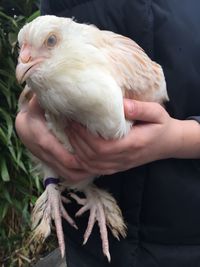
[16,15,168,261]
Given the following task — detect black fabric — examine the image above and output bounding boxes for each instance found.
[188,116,200,124]
[40,1,200,266]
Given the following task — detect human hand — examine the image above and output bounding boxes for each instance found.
[15,94,92,182]
[16,93,200,180]
[67,99,200,175]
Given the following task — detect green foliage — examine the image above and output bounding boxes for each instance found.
[0,1,53,266]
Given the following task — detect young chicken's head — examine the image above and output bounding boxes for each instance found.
[16,15,78,85]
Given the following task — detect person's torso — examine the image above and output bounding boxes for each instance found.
[41,1,200,266]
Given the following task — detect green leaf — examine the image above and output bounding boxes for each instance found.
[0,38,2,56]
[8,32,18,47]
[0,82,12,109]
[1,158,10,182]
[26,10,40,23]
[0,69,11,77]
[0,107,13,142]
[0,203,9,222]
[0,127,7,145]
[0,11,18,29]
[8,143,17,163]
[2,188,13,205]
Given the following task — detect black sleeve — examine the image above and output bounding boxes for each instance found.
[187,116,200,123]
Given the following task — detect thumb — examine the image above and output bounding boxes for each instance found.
[123,98,166,123]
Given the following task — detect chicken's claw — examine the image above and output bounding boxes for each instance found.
[70,185,127,262]
[31,178,77,258]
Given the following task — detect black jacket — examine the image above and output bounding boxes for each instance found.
[41,1,200,266]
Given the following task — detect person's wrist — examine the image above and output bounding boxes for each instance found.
[158,118,183,160]
[166,119,200,159]
[168,118,184,159]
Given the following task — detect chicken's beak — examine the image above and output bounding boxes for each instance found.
[16,43,44,84]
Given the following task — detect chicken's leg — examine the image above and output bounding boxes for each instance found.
[70,185,127,262]
[31,177,78,258]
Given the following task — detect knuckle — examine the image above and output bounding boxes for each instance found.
[159,105,167,118]
[130,135,145,150]
[153,103,166,119]
[95,143,109,156]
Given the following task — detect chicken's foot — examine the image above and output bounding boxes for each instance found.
[70,185,127,262]
[31,177,78,258]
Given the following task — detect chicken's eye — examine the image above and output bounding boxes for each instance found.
[46,34,57,48]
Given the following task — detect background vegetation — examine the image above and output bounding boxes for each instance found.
[0,1,55,266]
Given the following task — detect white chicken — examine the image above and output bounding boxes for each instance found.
[16,15,168,262]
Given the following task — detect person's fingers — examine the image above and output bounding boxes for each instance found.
[67,127,132,174]
[69,123,101,152]
[68,128,98,160]
[69,123,120,156]
[36,129,83,170]
[68,122,136,159]
[124,99,167,123]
